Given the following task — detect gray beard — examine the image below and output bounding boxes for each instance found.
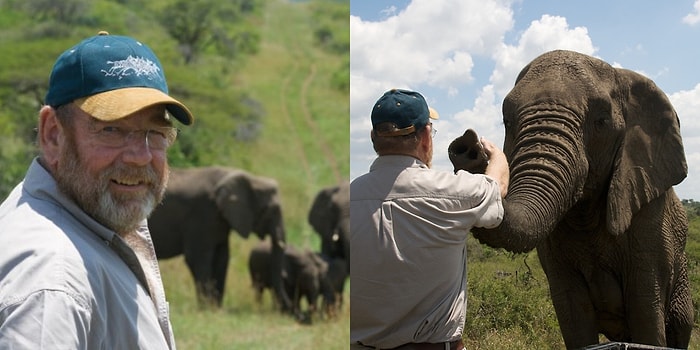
[54,137,167,235]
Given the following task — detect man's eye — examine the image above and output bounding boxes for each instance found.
[148,129,167,138]
[100,126,124,134]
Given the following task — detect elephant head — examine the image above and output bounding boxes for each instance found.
[469,50,692,348]
[214,171,285,244]
[474,49,686,252]
[308,182,350,263]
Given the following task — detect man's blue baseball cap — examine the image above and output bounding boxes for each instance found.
[45,31,193,125]
[371,89,438,136]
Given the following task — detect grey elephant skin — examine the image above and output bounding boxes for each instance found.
[308,182,350,303]
[469,50,693,349]
[148,166,292,310]
[248,242,338,323]
[308,181,349,263]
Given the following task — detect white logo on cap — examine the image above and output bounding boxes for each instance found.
[102,55,161,80]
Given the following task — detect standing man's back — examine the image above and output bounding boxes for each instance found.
[350,89,509,349]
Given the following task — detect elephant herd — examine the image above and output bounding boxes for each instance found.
[148,166,349,323]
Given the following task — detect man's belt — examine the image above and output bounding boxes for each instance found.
[390,339,465,350]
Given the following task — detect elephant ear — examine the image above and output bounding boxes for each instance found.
[214,172,255,238]
[308,186,339,239]
[607,69,687,236]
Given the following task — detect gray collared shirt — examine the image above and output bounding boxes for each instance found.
[0,159,175,349]
[350,155,503,349]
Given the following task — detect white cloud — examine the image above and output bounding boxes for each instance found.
[682,0,700,25]
[350,0,516,179]
[380,5,399,18]
[349,0,514,93]
[669,84,700,200]
[428,14,598,173]
[490,15,596,98]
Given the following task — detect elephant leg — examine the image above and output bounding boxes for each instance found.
[624,259,674,346]
[538,247,599,348]
[211,242,230,307]
[270,238,294,312]
[184,250,220,307]
[550,283,599,348]
[666,263,693,348]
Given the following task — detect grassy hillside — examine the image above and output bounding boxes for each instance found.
[160,1,350,348]
[0,0,349,349]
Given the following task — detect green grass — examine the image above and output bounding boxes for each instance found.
[160,239,349,350]
[234,0,349,249]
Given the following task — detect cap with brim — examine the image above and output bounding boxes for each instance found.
[371,89,438,137]
[45,31,193,125]
[74,87,193,123]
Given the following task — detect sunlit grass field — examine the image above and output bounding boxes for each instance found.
[160,238,349,349]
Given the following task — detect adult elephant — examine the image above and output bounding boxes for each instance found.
[463,50,693,349]
[148,166,292,311]
[308,181,349,263]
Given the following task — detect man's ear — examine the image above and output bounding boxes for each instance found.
[38,105,65,170]
[419,125,432,147]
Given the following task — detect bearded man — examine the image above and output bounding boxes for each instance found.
[0,32,193,349]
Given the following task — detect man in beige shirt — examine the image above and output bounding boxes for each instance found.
[350,89,509,350]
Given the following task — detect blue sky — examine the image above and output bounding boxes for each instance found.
[350,0,700,200]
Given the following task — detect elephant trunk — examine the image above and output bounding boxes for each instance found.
[473,109,587,252]
[269,225,295,312]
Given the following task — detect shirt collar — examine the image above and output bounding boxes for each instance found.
[369,155,428,172]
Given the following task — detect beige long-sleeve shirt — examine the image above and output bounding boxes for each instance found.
[350,155,503,349]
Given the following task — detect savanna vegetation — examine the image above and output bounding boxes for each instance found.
[0,0,349,348]
[1,0,698,349]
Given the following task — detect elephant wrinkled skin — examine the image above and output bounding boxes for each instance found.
[468,50,693,349]
[148,166,291,310]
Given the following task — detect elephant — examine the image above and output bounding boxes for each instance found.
[324,256,348,311]
[308,182,350,308]
[308,182,350,265]
[461,50,693,349]
[248,241,337,323]
[148,166,292,311]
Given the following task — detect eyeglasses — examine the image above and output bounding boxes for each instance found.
[429,123,437,138]
[87,125,179,150]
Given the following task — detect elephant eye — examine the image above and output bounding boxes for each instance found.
[502,118,512,130]
[593,117,607,130]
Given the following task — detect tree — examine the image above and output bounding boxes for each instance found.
[159,0,259,64]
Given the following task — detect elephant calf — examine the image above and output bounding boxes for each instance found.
[248,242,336,323]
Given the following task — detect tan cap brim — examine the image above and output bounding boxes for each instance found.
[428,107,439,120]
[74,87,194,125]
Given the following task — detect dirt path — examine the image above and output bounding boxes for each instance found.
[299,63,342,184]
[278,60,313,182]
[273,3,343,187]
